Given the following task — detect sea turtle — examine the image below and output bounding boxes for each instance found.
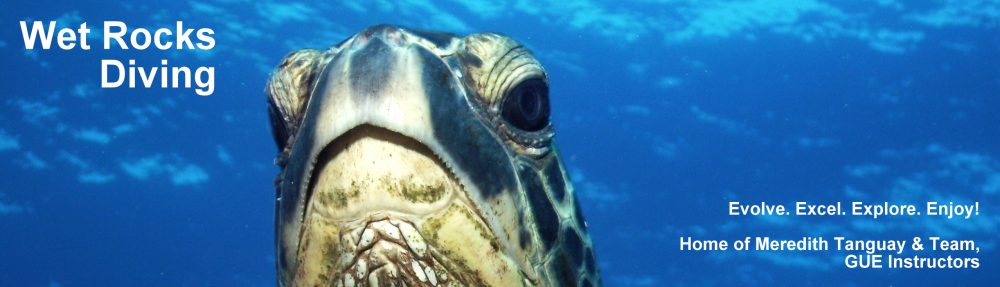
[266,25,598,287]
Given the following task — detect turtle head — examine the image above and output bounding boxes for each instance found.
[266,24,598,286]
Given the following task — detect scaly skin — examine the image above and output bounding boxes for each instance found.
[266,25,599,287]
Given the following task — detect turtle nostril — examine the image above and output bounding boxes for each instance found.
[374,27,405,46]
[353,25,407,48]
[384,29,405,46]
[351,34,371,48]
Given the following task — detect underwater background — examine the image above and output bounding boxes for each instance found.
[2,1,997,286]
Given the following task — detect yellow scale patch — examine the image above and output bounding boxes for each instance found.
[419,204,522,286]
[295,214,348,286]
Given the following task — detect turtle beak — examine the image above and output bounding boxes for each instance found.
[274,24,467,283]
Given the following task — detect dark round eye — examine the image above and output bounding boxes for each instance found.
[501,78,550,132]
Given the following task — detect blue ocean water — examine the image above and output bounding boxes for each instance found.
[2,1,997,286]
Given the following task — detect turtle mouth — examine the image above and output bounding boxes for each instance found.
[295,124,466,286]
[305,124,462,220]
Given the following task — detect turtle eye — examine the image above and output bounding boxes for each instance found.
[501,78,550,132]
